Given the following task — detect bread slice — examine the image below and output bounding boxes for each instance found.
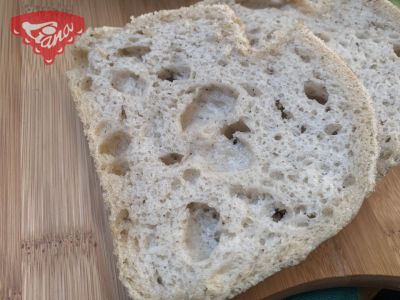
[67,4,377,299]
[203,0,400,177]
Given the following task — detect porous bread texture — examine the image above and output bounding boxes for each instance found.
[203,0,400,177]
[67,4,377,300]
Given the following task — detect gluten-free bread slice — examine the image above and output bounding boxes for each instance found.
[204,0,400,177]
[67,4,377,299]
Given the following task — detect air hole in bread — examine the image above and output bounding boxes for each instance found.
[393,44,400,57]
[221,119,251,140]
[217,59,228,67]
[288,174,298,182]
[355,32,368,40]
[240,60,249,67]
[180,84,238,130]
[343,174,355,188]
[300,125,307,134]
[304,80,329,105]
[324,123,342,135]
[271,208,286,222]
[307,212,317,219]
[249,27,260,34]
[156,276,163,285]
[231,185,272,205]
[171,178,182,190]
[120,106,127,121]
[241,83,261,97]
[111,70,147,96]
[119,229,128,242]
[183,169,200,183]
[80,76,93,91]
[72,48,88,66]
[250,38,259,46]
[116,209,131,224]
[128,37,139,43]
[117,45,150,59]
[157,66,190,82]
[99,130,131,156]
[208,138,254,171]
[160,153,184,165]
[265,66,275,75]
[294,47,311,62]
[274,134,282,141]
[108,159,130,176]
[241,217,253,228]
[237,0,292,9]
[315,32,330,42]
[275,100,292,119]
[185,203,221,261]
[294,205,306,214]
[322,207,333,217]
[270,170,284,180]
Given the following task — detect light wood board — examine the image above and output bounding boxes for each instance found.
[1,1,399,299]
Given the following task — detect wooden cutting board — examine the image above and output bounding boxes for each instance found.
[1,0,400,299]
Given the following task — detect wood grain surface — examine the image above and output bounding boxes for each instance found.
[1,1,399,299]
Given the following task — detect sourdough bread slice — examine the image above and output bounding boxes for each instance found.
[203,0,400,177]
[67,4,377,300]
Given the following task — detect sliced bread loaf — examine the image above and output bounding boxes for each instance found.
[67,4,377,299]
[203,0,400,177]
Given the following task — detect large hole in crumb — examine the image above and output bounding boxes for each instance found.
[116,208,130,224]
[157,66,190,82]
[207,138,253,172]
[94,121,112,136]
[343,174,355,188]
[394,44,400,57]
[180,84,238,130]
[108,159,130,176]
[185,203,221,261]
[324,123,342,135]
[221,119,251,140]
[111,70,147,96]
[272,208,287,222]
[160,153,184,165]
[304,80,329,105]
[72,48,88,66]
[183,169,200,183]
[80,76,93,91]
[99,131,131,157]
[117,45,150,60]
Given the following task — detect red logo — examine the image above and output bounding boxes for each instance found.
[11,11,84,65]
